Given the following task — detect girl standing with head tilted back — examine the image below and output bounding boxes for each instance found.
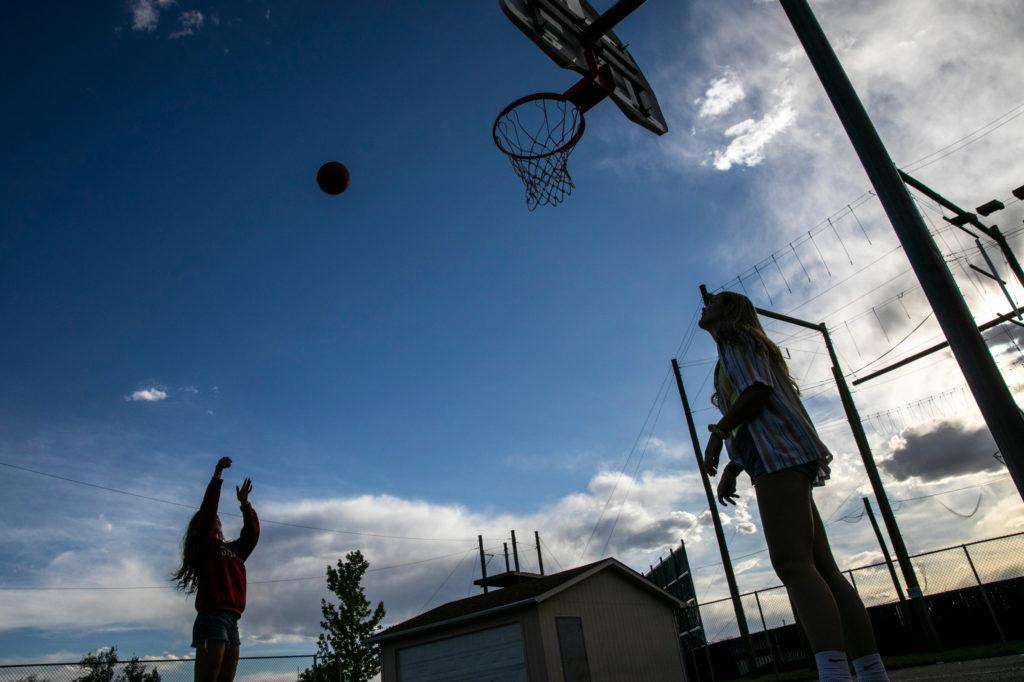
[173,457,259,682]
[699,292,888,682]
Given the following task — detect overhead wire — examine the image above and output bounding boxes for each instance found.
[0,545,481,591]
[577,367,674,563]
[598,373,674,558]
[0,460,472,543]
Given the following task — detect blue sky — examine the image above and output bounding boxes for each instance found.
[2,0,1024,663]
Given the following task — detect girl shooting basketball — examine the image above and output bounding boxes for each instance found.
[173,457,259,682]
[699,292,888,682]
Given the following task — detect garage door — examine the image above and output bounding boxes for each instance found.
[397,622,528,682]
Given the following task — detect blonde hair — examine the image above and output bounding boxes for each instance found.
[712,291,800,394]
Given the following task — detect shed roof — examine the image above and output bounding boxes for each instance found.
[369,557,683,644]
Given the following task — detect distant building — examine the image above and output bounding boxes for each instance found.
[643,541,708,680]
[369,557,687,681]
[643,541,704,648]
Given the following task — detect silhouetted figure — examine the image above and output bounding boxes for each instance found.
[700,292,888,682]
[173,457,259,682]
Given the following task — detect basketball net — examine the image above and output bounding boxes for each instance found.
[493,93,585,210]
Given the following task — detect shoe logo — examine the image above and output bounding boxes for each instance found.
[863,662,879,669]
[828,658,844,663]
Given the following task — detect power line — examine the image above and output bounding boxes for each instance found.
[418,547,480,612]
[0,460,472,543]
[847,312,935,376]
[716,99,1024,298]
[902,100,1024,173]
[0,545,479,591]
[577,367,674,563]
[539,534,565,572]
[599,375,673,558]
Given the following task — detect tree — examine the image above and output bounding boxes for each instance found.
[300,550,386,682]
[74,647,160,682]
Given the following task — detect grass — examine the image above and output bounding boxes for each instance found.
[719,640,1024,681]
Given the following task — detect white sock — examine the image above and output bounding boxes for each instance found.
[852,653,889,681]
[814,650,851,681]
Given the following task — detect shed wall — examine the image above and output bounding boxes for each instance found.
[537,570,686,682]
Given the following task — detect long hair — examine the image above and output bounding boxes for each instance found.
[171,511,213,593]
[713,291,800,394]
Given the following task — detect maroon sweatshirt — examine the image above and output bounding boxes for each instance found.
[194,476,260,615]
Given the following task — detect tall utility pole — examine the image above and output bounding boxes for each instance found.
[671,359,757,674]
[779,0,1024,502]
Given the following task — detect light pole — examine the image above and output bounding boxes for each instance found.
[779,0,1024,504]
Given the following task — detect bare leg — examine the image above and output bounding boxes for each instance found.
[755,471,844,652]
[810,501,879,659]
[195,640,227,682]
[217,645,240,682]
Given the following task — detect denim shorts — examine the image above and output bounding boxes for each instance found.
[192,610,240,648]
[731,426,820,484]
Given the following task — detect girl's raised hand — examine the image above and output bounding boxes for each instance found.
[236,478,253,504]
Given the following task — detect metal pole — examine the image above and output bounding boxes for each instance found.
[962,544,1006,643]
[779,0,1024,504]
[511,530,521,573]
[846,569,858,594]
[862,497,907,602]
[671,358,757,674]
[580,0,646,44]
[503,542,511,572]
[478,535,489,594]
[535,530,545,575]
[977,239,1021,318]
[821,328,940,649]
[899,170,1024,292]
[753,591,780,677]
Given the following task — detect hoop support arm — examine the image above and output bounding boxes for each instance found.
[565,59,614,114]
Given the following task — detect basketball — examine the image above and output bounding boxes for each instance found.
[317,161,350,195]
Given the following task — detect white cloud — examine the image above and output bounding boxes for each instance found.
[128,0,176,32]
[712,84,796,170]
[127,387,168,402]
[169,10,205,39]
[696,73,745,118]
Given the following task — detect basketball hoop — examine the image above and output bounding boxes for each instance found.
[495,0,667,210]
[493,92,585,210]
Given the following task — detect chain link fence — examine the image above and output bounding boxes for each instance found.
[0,655,317,682]
[695,531,1024,645]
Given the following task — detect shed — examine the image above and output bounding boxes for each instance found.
[369,557,687,681]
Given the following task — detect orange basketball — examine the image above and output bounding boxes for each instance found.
[317,161,350,195]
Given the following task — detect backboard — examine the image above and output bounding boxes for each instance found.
[500,0,667,135]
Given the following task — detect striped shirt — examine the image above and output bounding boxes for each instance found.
[714,334,832,485]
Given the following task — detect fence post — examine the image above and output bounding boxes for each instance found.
[962,544,1007,643]
[847,569,858,595]
[753,590,780,677]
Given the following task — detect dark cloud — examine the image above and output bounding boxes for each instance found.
[585,510,698,558]
[881,420,1001,482]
